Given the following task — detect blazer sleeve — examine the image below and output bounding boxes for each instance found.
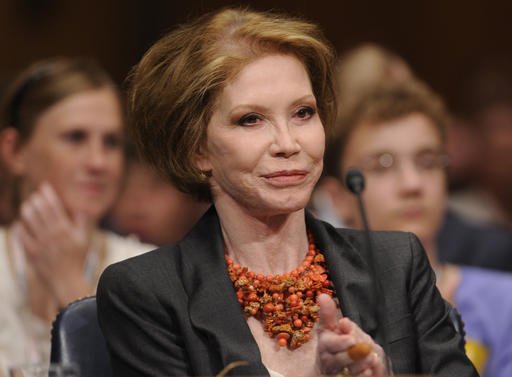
[97,259,190,377]
[406,233,478,377]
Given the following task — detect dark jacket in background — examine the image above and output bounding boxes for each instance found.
[438,209,512,271]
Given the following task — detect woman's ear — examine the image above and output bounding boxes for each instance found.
[193,145,212,173]
[0,128,26,175]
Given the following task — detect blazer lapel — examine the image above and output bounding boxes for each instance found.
[179,207,269,376]
[307,214,380,340]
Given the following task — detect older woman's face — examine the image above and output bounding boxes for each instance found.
[197,54,325,217]
[14,87,124,221]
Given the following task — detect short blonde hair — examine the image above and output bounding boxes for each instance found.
[128,7,337,202]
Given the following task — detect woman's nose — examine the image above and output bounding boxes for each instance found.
[270,122,301,157]
[86,141,109,170]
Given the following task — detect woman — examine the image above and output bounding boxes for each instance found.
[0,58,154,371]
[97,8,477,377]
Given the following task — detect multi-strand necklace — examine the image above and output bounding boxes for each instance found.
[225,232,333,349]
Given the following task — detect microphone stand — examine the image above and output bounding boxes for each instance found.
[344,169,391,372]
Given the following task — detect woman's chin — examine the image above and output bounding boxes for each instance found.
[69,205,106,224]
[254,199,309,217]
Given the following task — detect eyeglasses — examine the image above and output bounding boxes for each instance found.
[355,150,449,176]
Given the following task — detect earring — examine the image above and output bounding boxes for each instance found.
[199,170,212,180]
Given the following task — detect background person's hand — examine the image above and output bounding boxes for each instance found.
[17,182,93,307]
[316,293,388,376]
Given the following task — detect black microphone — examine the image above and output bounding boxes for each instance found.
[344,168,365,194]
[344,168,390,368]
[344,169,370,233]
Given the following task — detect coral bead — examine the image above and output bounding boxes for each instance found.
[225,231,333,350]
[277,332,290,340]
[263,303,274,313]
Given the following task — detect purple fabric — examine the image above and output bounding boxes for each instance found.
[456,266,512,377]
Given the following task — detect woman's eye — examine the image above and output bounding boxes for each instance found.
[295,106,315,120]
[104,134,123,149]
[237,113,263,127]
[63,130,86,143]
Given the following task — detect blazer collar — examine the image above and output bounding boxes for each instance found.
[179,206,267,376]
[306,213,379,338]
[179,207,378,375]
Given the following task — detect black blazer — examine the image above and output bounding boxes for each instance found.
[97,207,478,377]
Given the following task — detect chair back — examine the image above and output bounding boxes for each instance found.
[50,296,113,377]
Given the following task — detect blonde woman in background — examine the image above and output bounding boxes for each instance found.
[0,58,154,373]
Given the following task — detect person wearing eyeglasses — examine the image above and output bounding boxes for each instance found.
[316,78,512,377]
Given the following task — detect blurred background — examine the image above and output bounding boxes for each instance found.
[1,0,511,109]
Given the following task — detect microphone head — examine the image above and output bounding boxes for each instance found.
[344,168,365,194]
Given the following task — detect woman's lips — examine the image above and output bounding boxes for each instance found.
[79,182,106,195]
[262,170,308,185]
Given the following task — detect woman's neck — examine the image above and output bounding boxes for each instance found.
[420,236,439,270]
[215,203,309,276]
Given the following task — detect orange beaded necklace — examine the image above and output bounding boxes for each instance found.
[225,232,333,349]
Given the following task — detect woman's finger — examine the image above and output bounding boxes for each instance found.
[28,191,54,233]
[19,200,43,241]
[318,293,341,331]
[40,182,71,228]
[317,329,355,353]
[17,222,39,260]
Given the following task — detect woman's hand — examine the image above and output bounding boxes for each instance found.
[316,293,388,376]
[17,182,93,306]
